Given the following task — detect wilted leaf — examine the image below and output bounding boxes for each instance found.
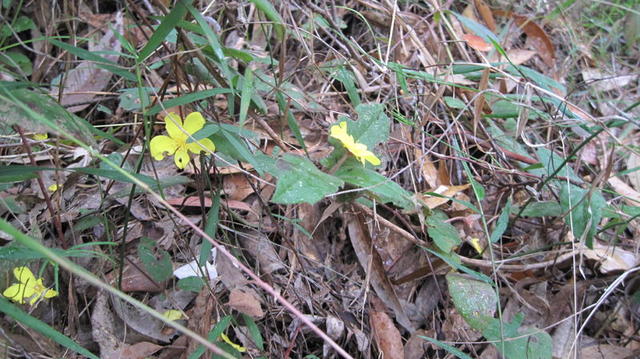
[580,241,639,274]
[421,184,470,209]
[463,33,492,51]
[608,176,640,206]
[227,289,264,318]
[370,311,404,358]
[495,10,555,67]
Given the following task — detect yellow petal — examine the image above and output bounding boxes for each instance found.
[150,135,178,161]
[14,267,36,285]
[183,112,206,135]
[186,138,215,154]
[174,147,190,169]
[48,184,59,192]
[349,143,380,166]
[33,133,48,141]
[162,309,184,321]
[219,333,246,353]
[43,288,58,299]
[330,122,355,146]
[3,283,27,304]
[164,113,187,141]
[469,237,484,254]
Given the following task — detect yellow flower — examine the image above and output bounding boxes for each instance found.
[162,309,184,321]
[3,266,58,305]
[329,122,381,166]
[48,183,60,192]
[219,332,246,353]
[150,112,215,169]
[32,133,48,141]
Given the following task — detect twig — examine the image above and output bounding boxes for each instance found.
[14,126,67,249]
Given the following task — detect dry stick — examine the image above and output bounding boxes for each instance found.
[14,126,67,249]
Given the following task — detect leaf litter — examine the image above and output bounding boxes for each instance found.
[0,1,639,359]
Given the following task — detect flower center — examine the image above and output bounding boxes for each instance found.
[33,282,45,293]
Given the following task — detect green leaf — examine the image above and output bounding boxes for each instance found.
[259,154,343,204]
[426,210,461,253]
[137,237,173,283]
[201,191,221,264]
[0,164,38,183]
[349,103,390,149]
[490,198,511,243]
[243,314,264,351]
[178,276,206,293]
[335,164,415,210]
[138,0,190,63]
[0,296,100,359]
[249,0,285,41]
[239,66,253,126]
[447,273,497,330]
[560,184,606,247]
[483,314,552,359]
[334,66,360,106]
[444,96,466,109]
[513,201,562,217]
[419,336,473,359]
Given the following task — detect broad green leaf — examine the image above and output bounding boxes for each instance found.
[513,201,562,217]
[259,154,343,204]
[426,210,461,253]
[444,96,466,109]
[349,103,390,149]
[137,237,173,283]
[335,163,415,210]
[483,314,552,359]
[560,184,606,247]
[178,276,206,293]
[0,296,100,359]
[490,198,511,243]
[533,148,582,183]
[424,247,493,284]
[138,0,190,63]
[486,100,520,119]
[201,191,221,264]
[447,273,497,330]
[0,164,38,183]
[243,314,264,351]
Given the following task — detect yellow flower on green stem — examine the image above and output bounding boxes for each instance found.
[150,112,215,169]
[329,122,381,166]
[3,266,58,305]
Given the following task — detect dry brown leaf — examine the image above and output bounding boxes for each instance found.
[608,176,640,206]
[495,10,555,67]
[504,49,536,65]
[236,228,285,275]
[415,149,439,188]
[580,344,634,358]
[52,12,123,112]
[347,207,415,332]
[582,69,636,92]
[463,33,493,52]
[106,342,163,359]
[370,311,404,358]
[223,173,257,201]
[228,288,264,318]
[580,241,639,274]
[474,0,496,31]
[627,147,640,192]
[421,184,471,209]
[120,259,165,293]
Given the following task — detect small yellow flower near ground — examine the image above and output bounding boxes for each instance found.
[48,183,60,192]
[3,266,58,305]
[219,332,246,353]
[149,112,215,169]
[329,122,381,166]
[32,133,48,141]
[162,309,184,321]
